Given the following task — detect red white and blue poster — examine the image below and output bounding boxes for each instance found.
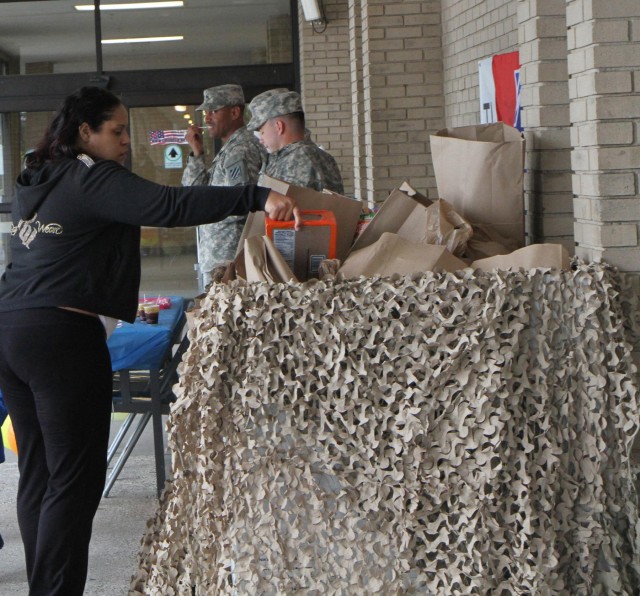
[479,50,522,131]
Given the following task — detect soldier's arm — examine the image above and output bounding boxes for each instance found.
[181,153,208,186]
[315,149,344,194]
[325,158,344,194]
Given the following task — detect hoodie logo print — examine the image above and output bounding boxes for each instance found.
[11,214,63,249]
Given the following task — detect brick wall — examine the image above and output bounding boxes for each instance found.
[295,0,640,273]
[518,0,574,250]
[567,0,640,272]
[441,0,518,127]
[299,0,519,202]
[299,0,355,196]
[358,0,444,202]
[298,0,444,203]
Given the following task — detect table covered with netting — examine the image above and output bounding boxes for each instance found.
[131,262,640,595]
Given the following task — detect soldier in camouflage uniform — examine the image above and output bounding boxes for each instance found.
[247,89,344,194]
[182,84,266,289]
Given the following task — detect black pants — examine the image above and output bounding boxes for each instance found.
[0,308,113,596]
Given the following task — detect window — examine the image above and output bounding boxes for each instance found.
[0,0,297,293]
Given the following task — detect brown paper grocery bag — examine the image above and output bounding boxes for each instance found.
[244,235,298,283]
[338,232,467,279]
[471,243,570,273]
[422,199,473,257]
[430,123,525,246]
[464,223,521,261]
[348,182,432,256]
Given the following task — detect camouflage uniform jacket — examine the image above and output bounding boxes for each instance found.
[181,126,266,271]
[265,140,344,194]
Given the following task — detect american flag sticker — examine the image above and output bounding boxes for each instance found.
[149,130,189,145]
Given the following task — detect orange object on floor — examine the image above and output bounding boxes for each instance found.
[1,415,18,454]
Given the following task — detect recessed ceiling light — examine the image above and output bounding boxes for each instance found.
[174,105,187,112]
[75,2,184,11]
[102,36,184,44]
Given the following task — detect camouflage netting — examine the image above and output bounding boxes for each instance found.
[131,262,640,595]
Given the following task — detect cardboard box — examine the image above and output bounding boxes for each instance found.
[238,175,363,280]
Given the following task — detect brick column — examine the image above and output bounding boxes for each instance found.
[298,0,355,195]
[360,0,444,203]
[567,0,640,271]
[517,0,574,249]
[348,0,367,203]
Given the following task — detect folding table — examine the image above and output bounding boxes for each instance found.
[104,296,188,498]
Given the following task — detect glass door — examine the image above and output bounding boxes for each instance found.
[130,104,208,297]
[0,0,298,287]
[0,105,207,296]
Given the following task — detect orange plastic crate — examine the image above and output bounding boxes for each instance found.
[265,210,337,279]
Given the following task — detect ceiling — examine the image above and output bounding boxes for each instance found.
[0,0,294,74]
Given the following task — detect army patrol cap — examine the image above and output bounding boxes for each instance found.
[196,84,245,111]
[247,89,303,131]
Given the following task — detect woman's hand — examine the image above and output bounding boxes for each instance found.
[264,190,303,230]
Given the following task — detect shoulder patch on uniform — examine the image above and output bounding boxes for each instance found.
[226,159,248,184]
[77,153,95,168]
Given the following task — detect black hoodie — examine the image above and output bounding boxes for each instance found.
[0,155,269,322]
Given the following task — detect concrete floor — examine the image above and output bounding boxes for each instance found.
[0,414,164,596]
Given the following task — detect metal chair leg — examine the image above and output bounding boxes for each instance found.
[107,413,137,465]
[102,411,152,498]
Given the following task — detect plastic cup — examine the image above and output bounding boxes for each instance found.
[144,303,160,324]
[138,301,154,321]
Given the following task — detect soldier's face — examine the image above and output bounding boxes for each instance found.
[256,118,280,153]
[204,106,235,140]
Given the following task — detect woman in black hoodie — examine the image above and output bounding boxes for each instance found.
[0,86,299,596]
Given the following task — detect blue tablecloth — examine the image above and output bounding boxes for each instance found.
[108,296,185,371]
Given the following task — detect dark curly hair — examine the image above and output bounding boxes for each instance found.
[25,86,122,169]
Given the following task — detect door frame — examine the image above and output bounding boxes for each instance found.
[0,62,297,113]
